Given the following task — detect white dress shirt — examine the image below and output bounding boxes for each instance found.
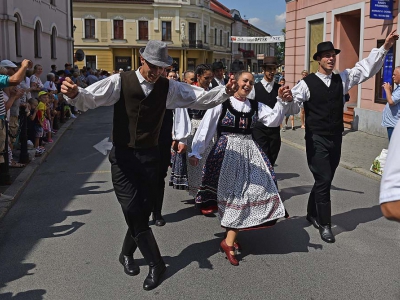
[291,46,388,104]
[189,97,288,159]
[173,108,191,145]
[65,68,230,112]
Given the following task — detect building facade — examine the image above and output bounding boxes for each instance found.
[72,0,275,75]
[0,0,74,79]
[72,0,233,75]
[285,0,399,137]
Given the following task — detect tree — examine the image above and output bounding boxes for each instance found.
[276,28,285,66]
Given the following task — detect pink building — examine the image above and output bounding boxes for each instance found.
[285,0,399,136]
[0,0,74,81]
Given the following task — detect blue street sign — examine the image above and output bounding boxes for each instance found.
[382,47,394,99]
[370,0,393,20]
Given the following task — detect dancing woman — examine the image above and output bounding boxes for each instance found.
[186,64,218,214]
[189,71,297,266]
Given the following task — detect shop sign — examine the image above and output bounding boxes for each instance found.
[370,0,393,20]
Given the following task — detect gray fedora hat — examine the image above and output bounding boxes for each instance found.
[139,40,173,68]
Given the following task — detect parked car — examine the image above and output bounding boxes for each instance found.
[254,74,264,83]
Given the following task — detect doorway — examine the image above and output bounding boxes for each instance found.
[334,10,361,106]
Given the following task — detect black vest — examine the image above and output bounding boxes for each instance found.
[211,78,228,88]
[158,109,174,145]
[253,81,280,130]
[217,98,258,136]
[112,71,170,148]
[303,73,344,135]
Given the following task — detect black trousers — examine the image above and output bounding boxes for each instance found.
[305,133,342,225]
[109,146,159,256]
[252,125,281,166]
[153,142,172,215]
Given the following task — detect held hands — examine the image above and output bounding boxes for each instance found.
[171,140,179,152]
[384,29,399,51]
[225,75,238,96]
[177,143,187,154]
[278,86,293,102]
[189,156,199,166]
[382,82,392,92]
[61,77,79,99]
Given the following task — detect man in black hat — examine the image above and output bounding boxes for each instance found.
[291,30,398,243]
[210,61,228,88]
[61,40,238,291]
[251,56,287,166]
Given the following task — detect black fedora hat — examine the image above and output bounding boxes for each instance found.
[212,61,225,71]
[261,56,280,67]
[313,41,341,60]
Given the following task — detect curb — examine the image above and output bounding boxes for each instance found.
[281,138,382,182]
[0,117,77,222]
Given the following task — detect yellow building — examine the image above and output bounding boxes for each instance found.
[72,0,233,75]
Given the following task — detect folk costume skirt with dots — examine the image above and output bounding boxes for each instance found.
[187,119,217,198]
[169,150,189,190]
[196,133,286,229]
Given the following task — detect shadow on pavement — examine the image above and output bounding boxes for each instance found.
[280,184,364,202]
[276,172,300,181]
[332,205,382,235]
[0,108,112,297]
[0,289,46,300]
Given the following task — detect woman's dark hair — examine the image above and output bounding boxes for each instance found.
[194,64,212,82]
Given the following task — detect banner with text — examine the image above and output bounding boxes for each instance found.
[230,36,284,43]
[370,0,393,20]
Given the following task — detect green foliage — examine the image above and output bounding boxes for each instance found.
[276,28,285,66]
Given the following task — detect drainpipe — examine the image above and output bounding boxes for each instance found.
[70,0,74,63]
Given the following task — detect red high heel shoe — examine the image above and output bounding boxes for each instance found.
[220,239,239,266]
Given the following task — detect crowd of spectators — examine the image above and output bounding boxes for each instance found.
[0,58,112,181]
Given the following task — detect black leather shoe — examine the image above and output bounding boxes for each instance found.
[119,253,140,276]
[306,214,320,229]
[319,225,335,243]
[143,261,166,291]
[152,213,166,227]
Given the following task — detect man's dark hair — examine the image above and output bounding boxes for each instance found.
[51,64,56,69]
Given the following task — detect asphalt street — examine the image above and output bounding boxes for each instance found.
[0,106,399,300]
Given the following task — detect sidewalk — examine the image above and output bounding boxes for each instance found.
[0,117,77,221]
[280,120,389,181]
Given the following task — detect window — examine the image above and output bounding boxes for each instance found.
[220,30,223,46]
[85,19,95,39]
[114,20,124,39]
[138,21,148,40]
[34,21,41,58]
[227,31,230,47]
[189,23,196,43]
[308,19,323,73]
[51,27,57,59]
[86,55,96,70]
[203,25,207,43]
[162,21,171,41]
[214,28,217,45]
[14,14,21,57]
[375,39,395,103]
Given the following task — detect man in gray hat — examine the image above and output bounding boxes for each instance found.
[61,40,238,291]
[291,30,398,244]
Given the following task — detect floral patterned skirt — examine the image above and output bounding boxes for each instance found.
[196,133,285,229]
[169,150,189,190]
